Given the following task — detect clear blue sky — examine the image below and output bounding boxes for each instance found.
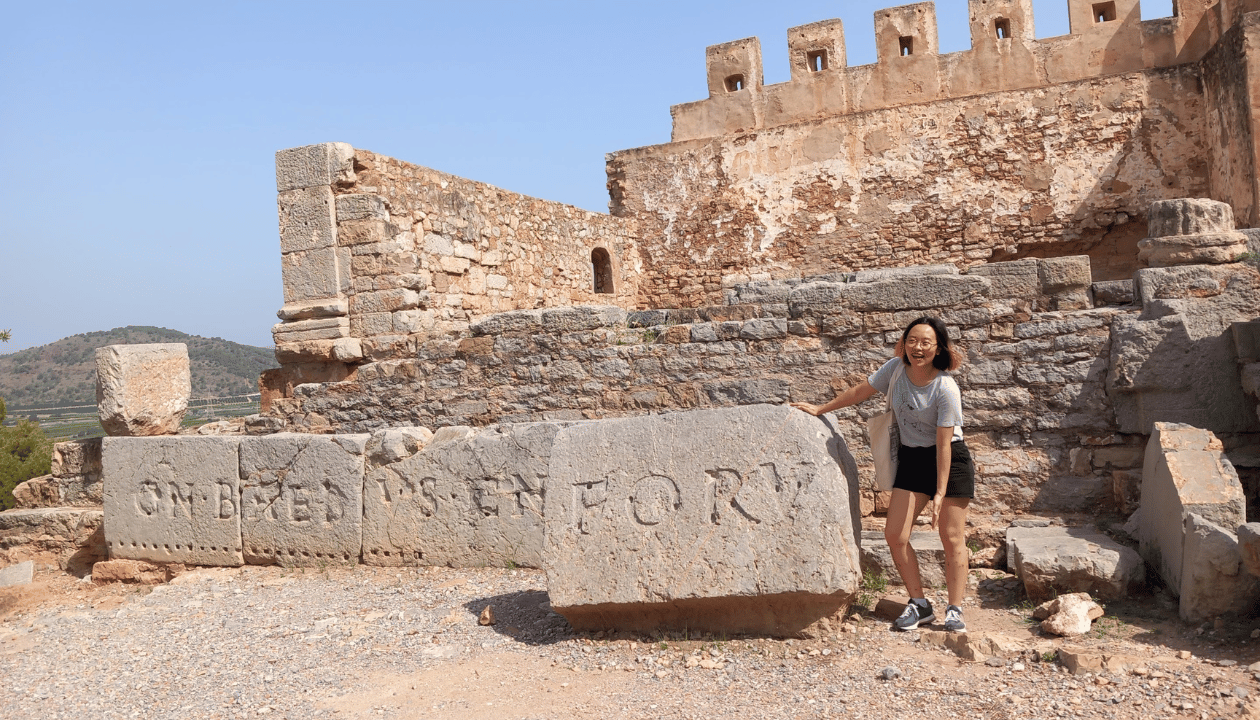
[1,0,1173,353]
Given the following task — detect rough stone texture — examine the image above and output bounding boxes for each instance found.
[543,404,861,637]
[363,423,560,568]
[0,507,105,574]
[859,530,945,588]
[918,630,1027,663]
[238,434,369,566]
[1240,522,1260,577]
[1034,593,1105,637]
[12,476,59,509]
[1092,280,1135,306]
[102,437,243,567]
[1179,513,1260,623]
[1138,423,1246,595]
[275,142,354,192]
[1109,263,1260,434]
[1006,526,1144,602]
[95,344,191,437]
[90,558,180,584]
[51,438,102,478]
[0,560,34,587]
[1139,198,1249,267]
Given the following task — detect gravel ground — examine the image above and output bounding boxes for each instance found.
[2,564,1259,720]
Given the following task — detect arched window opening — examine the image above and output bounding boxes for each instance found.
[591,248,614,294]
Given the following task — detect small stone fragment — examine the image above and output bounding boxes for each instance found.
[479,605,496,626]
[879,666,902,680]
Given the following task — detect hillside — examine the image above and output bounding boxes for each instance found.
[0,327,277,409]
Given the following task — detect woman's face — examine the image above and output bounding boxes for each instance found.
[904,323,939,370]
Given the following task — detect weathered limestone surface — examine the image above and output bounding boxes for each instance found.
[239,434,369,566]
[1109,263,1260,433]
[363,423,557,568]
[102,437,243,567]
[1138,199,1250,267]
[0,561,34,587]
[12,475,59,509]
[50,438,104,506]
[1006,525,1144,602]
[0,507,105,573]
[1239,522,1260,577]
[1179,513,1260,622]
[1034,593,1105,637]
[1138,423,1246,594]
[543,404,861,637]
[95,344,191,436]
[859,530,945,588]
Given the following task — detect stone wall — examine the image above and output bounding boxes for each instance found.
[269,144,642,373]
[1200,16,1260,226]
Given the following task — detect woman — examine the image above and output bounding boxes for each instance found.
[791,316,973,632]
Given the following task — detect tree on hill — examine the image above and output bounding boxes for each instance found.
[0,331,55,510]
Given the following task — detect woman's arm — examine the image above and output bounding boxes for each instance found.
[930,425,954,528]
[790,380,879,416]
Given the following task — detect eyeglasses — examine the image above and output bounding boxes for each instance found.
[905,339,937,349]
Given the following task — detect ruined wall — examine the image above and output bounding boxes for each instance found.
[1201,17,1259,226]
[609,68,1208,308]
[268,256,1145,517]
[270,144,642,373]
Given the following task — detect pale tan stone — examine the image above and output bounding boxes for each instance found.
[95,344,190,437]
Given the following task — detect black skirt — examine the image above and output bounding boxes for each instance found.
[892,439,975,499]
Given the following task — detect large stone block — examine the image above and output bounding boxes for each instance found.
[859,530,945,588]
[95,344,191,437]
[239,434,369,566]
[1006,525,1144,602]
[1179,514,1260,623]
[51,438,102,478]
[543,404,861,637]
[0,507,105,573]
[278,186,336,254]
[363,424,556,568]
[1239,523,1260,577]
[102,437,243,566]
[281,247,346,304]
[1138,423,1246,594]
[1139,199,1248,267]
[275,142,354,192]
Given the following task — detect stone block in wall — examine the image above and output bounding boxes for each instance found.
[543,404,860,636]
[351,289,424,314]
[276,298,349,322]
[470,309,544,336]
[52,438,102,478]
[275,142,354,192]
[1030,476,1112,513]
[703,378,791,405]
[238,434,369,566]
[1138,423,1245,595]
[278,186,336,254]
[102,436,243,567]
[335,193,388,221]
[967,259,1040,299]
[1139,199,1248,267]
[272,317,350,344]
[853,264,957,283]
[0,507,105,574]
[96,344,190,437]
[739,318,787,340]
[281,247,347,305]
[1038,256,1091,292]
[541,306,627,333]
[790,275,990,317]
[274,337,362,364]
[1092,280,1134,306]
[860,530,945,588]
[1006,525,1144,602]
[1179,514,1260,623]
[362,423,557,568]
[1239,523,1260,577]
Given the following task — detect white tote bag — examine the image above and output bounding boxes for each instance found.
[867,363,904,492]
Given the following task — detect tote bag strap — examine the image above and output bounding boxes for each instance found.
[886,361,903,412]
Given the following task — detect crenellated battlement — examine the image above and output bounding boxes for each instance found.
[673,0,1260,140]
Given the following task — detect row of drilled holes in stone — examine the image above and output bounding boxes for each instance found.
[109,539,366,562]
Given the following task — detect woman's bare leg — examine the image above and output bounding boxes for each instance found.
[938,497,971,607]
[884,488,931,598]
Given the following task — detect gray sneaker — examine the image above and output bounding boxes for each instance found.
[943,605,966,632]
[892,600,935,631]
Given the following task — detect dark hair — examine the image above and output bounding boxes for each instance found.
[895,316,963,371]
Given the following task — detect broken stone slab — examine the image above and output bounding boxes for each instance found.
[1006,525,1144,602]
[1239,523,1260,577]
[1179,514,1260,623]
[102,437,243,567]
[859,530,945,589]
[363,423,556,568]
[790,274,990,316]
[1138,423,1246,594]
[543,404,861,637]
[91,558,183,584]
[51,438,102,478]
[96,344,191,436]
[1058,648,1141,675]
[239,434,369,566]
[1034,592,1104,636]
[0,560,34,587]
[12,475,59,509]
[1139,198,1249,267]
[919,630,1025,662]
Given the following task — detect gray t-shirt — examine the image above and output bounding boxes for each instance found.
[868,358,964,447]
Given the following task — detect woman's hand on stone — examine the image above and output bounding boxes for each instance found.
[789,402,822,416]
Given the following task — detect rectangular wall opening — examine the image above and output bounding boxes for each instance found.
[899,36,914,56]
[1093,1,1117,23]
[807,50,828,72]
[995,18,1011,39]
[724,74,745,92]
